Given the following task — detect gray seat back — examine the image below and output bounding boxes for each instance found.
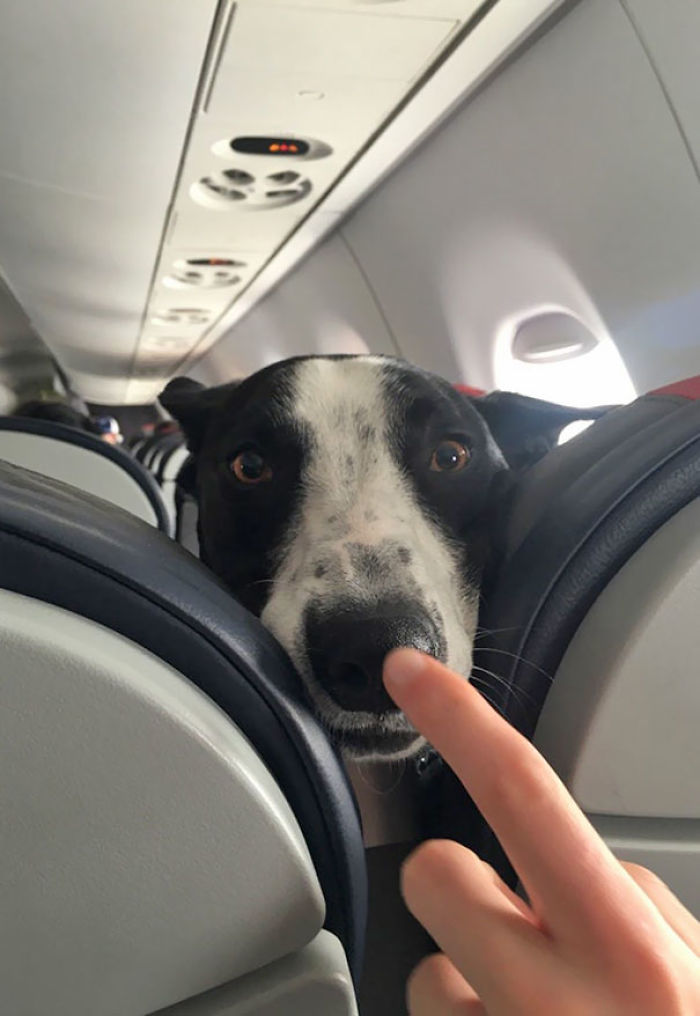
[0,417,173,533]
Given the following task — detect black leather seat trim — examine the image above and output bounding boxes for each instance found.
[477,395,700,737]
[0,417,173,536]
[0,462,366,980]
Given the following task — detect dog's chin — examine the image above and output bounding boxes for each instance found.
[327,720,426,763]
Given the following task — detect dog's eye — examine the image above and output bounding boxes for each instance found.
[429,440,470,472]
[230,449,272,485]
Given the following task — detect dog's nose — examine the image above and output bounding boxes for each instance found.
[305,602,442,713]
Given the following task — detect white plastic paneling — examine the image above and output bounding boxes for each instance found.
[622,0,700,173]
[209,7,455,91]
[0,431,161,526]
[1,591,324,1016]
[0,0,219,403]
[535,498,700,818]
[189,0,566,384]
[591,817,700,919]
[337,0,700,391]
[135,2,459,391]
[206,73,408,148]
[189,231,397,384]
[242,0,482,17]
[154,931,358,1016]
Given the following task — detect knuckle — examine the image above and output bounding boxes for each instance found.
[402,840,476,889]
[406,954,438,1014]
[491,738,544,801]
[621,860,666,892]
[407,952,442,993]
[401,839,481,910]
[621,945,686,1009]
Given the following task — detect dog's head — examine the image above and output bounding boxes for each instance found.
[161,355,593,760]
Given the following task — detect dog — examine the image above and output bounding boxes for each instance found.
[160,355,595,762]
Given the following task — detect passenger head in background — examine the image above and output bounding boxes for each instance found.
[13,399,99,433]
[13,399,124,446]
[91,415,123,445]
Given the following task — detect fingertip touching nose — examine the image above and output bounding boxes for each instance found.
[305,600,443,713]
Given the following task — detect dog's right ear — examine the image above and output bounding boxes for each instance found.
[158,377,238,453]
[469,390,611,472]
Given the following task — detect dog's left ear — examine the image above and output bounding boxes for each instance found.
[158,377,239,453]
[470,391,612,471]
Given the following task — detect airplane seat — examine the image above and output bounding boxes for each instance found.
[0,460,364,1016]
[156,433,188,484]
[143,435,169,470]
[127,432,146,449]
[0,416,173,535]
[143,433,182,491]
[437,376,700,914]
[134,431,165,467]
[160,442,195,548]
[173,453,201,557]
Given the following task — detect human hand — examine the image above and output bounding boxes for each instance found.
[383,649,700,1015]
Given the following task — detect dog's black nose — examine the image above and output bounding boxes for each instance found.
[305,602,442,713]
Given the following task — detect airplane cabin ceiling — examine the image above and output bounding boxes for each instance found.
[1,0,699,403]
[193,0,700,399]
[0,0,219,405]
[2,0,530,405]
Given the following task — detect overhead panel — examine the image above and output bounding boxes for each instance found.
[0,0,220,405]
[127,0,485,402]
[211,6,454,82]
[0,0,575,404]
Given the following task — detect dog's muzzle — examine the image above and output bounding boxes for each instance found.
[305,599,443,714]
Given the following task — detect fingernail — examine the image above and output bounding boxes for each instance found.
[383,648,429,691]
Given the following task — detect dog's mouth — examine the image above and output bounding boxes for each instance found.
[305,682,427,761]
[329,720,425,760]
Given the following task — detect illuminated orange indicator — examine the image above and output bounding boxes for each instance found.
[232,136,309,156]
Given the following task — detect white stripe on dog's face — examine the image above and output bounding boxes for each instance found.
[260,358,477,760]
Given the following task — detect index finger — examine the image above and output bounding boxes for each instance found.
[383,649,652,944]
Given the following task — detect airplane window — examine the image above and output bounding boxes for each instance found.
[494,308,636,415]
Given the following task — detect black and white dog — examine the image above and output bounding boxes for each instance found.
[161,355,592,762]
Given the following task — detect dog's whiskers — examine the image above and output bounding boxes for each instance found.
[470,664,539,706]
[467,680,506,717]
[473,625,522,640]
[469,670,537,720]
[474,646,553,682]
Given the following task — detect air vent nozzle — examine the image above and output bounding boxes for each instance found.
[191,170,312,210]
[164,257,246,290]
[151,308,212,327]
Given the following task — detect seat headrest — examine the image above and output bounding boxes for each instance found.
[421,383,700,886]
[478,386,700,734]
[0,416,172,534]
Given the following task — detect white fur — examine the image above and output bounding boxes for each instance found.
[260,358,477,760]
